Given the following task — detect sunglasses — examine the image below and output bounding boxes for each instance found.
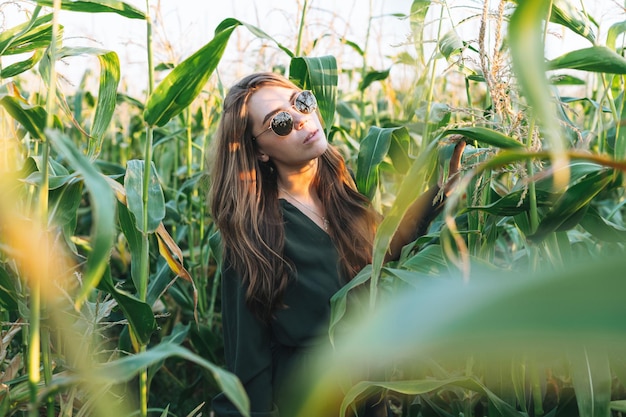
[253,90,317,138]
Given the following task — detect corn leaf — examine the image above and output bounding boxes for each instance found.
[399,245,447,274]
[97,267,157,346]
[38,335,250,417]
[465,189,555,217]
[569,349,612,417]
[93,342,250,417]
[0,96,47,139]
[0,49,45,78]
[339,377,523,417]
[441,127,525,149]
[547,46,626,74]
[356,126,411,199]
[124,160,165,234]
[48,179,82,252]
[143,19,238,127]
[607,20,626,52]
[35,0,145,20]
[46,129,116,309]
[530,166,613,242]
[358,68,390,92]
[328,265,372,347]
[52,47,121,156]
[289,56,338,137]
[0,13,53,56]
[88,49,120,155]
[145,17,293,127]
[117,201,143,292]
[322,253,626,382]
[550,0,596,43]
[580,206,626,242]
[409,0,432,65]
[0,267,19,312]
[318,257,626,417]
[370,139,439,297]
[438,30,464,60]
[155,228,198,323]
[509,0,566,167]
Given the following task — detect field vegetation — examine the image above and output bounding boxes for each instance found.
[1,0,626,416]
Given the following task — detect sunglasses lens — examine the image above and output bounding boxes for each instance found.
[294,91,317,114]
[271,111,293,136]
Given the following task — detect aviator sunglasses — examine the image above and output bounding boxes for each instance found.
[253,90,317,138]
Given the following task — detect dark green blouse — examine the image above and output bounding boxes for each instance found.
[212,199,344,417]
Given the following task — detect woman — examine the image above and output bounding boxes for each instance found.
[208,72,464,417]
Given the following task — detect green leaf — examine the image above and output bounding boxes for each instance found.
[550,0,596,43]
[356,126,409,199]
[569,349,611,417]
[0,49,45,78]
[46,129,116,308]
[358,68,390,92]
[509,0,566,158]
[579,206,626,243]
[387,127,412,174]
[53,47,121,156]
[0,96,47,139]
[399,245,448,274]
[124,160,165,234]
[339,377,523,417]
[415,102,451,129]
[0,267,19,311]
[224,18,293,58]
[607,20,626,52]
[144,17,294,127]
[97,268,157,346]
[531,165,613,242]
[323,253,626,380]
[289,56,338,137]
[94,343,250,417]
[441,127,525,149]
[549,74,586,85]
[370,140,439,292]
[147,323,189,384]
[90,50,121,155]
[409,0,432,65]
[465,188,555,217]
[144,19,238,127]
[0,13,53,56]
[337,37,365,57]
[35,0,146,20]
[48,179,82,250]
[547,46,626,74]
[328,265,372,347]
[438,30,464,60]
[117,201,143,290]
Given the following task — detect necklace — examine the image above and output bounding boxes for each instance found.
[279,187,330,231]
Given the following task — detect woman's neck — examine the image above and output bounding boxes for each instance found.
[276,159,319,198]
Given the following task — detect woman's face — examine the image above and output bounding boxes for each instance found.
[248,85,328,172]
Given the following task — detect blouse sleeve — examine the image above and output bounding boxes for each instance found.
[211,262,279,417]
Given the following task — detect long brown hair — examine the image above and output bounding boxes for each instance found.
[208,72,379,322]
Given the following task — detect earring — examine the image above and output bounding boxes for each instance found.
[259,153,269,162]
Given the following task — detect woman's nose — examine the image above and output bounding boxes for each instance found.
[292,111,308,130]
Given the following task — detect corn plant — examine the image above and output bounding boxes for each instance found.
[324,1,626,416]
[1,0,626,416]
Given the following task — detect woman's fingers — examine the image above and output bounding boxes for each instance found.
[449,138,466,176]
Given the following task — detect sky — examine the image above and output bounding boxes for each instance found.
[1,0,624,97]
[2,0,414,95]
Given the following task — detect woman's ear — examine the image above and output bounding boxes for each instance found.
[257,152,270,163]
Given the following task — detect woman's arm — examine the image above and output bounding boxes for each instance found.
[385,139,466,262]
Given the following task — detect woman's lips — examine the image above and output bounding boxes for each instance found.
[303,129,319,144]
